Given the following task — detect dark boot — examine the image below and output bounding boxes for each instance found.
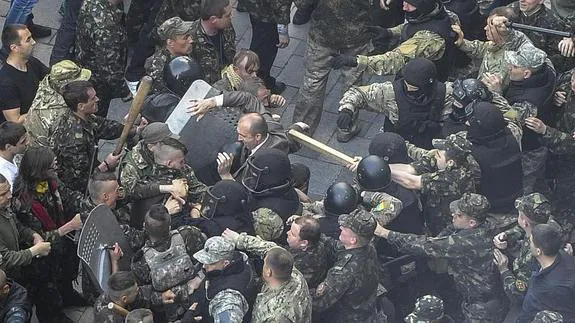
[270,81,286,95]
[27,17,52,39]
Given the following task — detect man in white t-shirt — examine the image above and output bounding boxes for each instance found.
[0,122,28,191]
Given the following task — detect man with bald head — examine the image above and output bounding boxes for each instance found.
[0,268,31,322]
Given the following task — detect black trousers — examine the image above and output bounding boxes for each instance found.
[49,0,84,66]
[249,16,279,89]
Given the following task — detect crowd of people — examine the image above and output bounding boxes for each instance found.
[0,0,575,321]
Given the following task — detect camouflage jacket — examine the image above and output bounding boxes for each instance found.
[295,0,371,49]
[312,239,379,323]
[252,208,284,241]
[357,24,448,76]
[507,3,566,71]
[541,100,575,155]
[339,81,454,125]
[145,47,177,94]
[362,191,404,226]
[76,196,131,226]
[459,30,534,91]
[500,225,532,304]
[120,141,206,203]
[130,226,206,319]
[25,76,67,147]
[388,224,502,301]
[93,285,163,323]
[235,234,312,323]
[189,19,236,85]
[289,236,333,290]
[153,0,201,36]
[242,0,291,24]
[52,109,125,193]
[550,0,575,29]
[75,0,127,92]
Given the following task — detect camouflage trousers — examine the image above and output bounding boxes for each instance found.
[461,297,507,323]
[292,37,372,134]
[521,146,548,195]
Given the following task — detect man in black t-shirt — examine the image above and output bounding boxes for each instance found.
[0,24,48,124]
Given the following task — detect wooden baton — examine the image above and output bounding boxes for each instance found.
[113,76,153,156]
[287,129,355,165]
[107,302,130,317]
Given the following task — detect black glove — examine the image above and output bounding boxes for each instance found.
[367,25,392,43]
[337,109,354,129]
[332,54,358,69]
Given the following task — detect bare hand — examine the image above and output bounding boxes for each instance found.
[216,152,234,176]
[493,232,508,250]
[554,91,567,107]
[271,114,281,122]
[222,228,240,244]
[188,276,204,292]
[374,223,390,238]
[493,249,509,273]
[270,94,286,108]
[190,204,202,219]
[451,24,464,47]
[162,290,176,304]
[559,37,575,57]
[136,117,149,134]
[295,188,311,203]
[187,98,217,120]
[380,0,392,10]
[67,214,83,231]
[292,122,310,132]
[104,152,124,170]
[171,179,189,198]
[525,117,547,134]
[187,302,203,321]
[165,194,185,215]
[286,214,301,225]
[277,33,289,48]
[481,72,503,93]
[109,242,123,262]
[346,156,362,172]
[564,243,573,256]
[32,242,51,257]
[32,233,44,245]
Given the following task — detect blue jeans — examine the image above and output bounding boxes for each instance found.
[5,0,38,25]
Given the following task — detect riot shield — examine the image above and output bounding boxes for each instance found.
[166,80,240,185]
[77,204,133,294]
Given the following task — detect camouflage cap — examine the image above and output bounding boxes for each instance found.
[338,208,376,238]
[532,310,564,323]
[193,236,235,264]
[515,193,551,224]
[432,133,471,157]
[505,45,547,70]
[405,295,444,323]
[450,193,490,221]
[49,60,92,90]
[157,17,193,41]
[141,122,181,144]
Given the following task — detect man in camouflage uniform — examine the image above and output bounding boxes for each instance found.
[493,193,551,306]
[188,0,235,85]
[75,0,128,117]
[146,17,194,94]
[290,0,373,135]
[285,216,332,290]
[452,10,534,91]
[333,0,457,82]
[376,193,508,322]
[312,209,379,323]
[533,310,565,323]
[192,236,253,322]
[25,60,91,147]
[507,0,571,72]
[131,205,206,321]
[405,295,455,323]
[391,133,476,235]
[242,0,290,93]
[222,228,312,322]
[52,81,145,193]
[120,122,206,228]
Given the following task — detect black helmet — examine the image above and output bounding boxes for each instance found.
[452,78,493,110]
[201,180,249,219]
[368,132,410,164]
[242,148,292,195]
[164,56,203,97]
[141,93,180,123]
[324,182,359,216]
[356,155,391,191]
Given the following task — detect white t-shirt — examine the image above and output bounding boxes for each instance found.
[0,156,18,192]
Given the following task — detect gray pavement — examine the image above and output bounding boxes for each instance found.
[0,0,380,321]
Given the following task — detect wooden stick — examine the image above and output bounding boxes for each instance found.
[287,129,355,164]
[107,302,130,317]
[113,76,153,156]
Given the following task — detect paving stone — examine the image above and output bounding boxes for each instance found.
[289,154,342,196]
[32,42,53,66]
[281,84,299,103]
[270,65,281,78]
[0,0,9,17]
[276,55,304,87]
[31,0,63,29]
[273,37,301,69]
[295,40,306,56]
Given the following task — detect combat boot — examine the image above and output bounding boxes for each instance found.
[27,17,52,39]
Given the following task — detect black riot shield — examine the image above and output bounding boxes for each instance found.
[77,204,133,294]
[166,80,240,185]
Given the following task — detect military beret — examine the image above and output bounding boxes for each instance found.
[515,193,551,224]
[338,209,376,238]
[450,193,490,222]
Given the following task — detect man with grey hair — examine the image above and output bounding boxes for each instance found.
[192,236,254,322]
